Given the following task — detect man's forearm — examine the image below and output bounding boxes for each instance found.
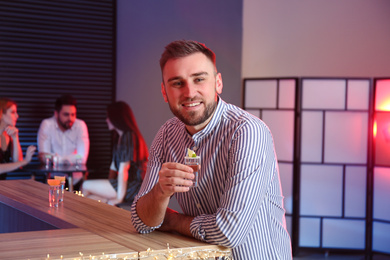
[159,208,194,237]
[136,184,171,227]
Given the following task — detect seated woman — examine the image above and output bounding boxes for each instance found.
[0,98,36,178]
[82,101,148,206]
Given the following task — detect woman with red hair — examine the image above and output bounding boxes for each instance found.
[0,98,36,178]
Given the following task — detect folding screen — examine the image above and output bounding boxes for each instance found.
[372,79,390,255]
[299,78,370,252]
[243,78,298,239]
[244,77,390,257]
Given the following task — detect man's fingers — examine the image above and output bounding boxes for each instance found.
[163,162,194,172]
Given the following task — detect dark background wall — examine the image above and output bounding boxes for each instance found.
[0,0,116,177]
[1,0,243,175]
[116,0,243,146]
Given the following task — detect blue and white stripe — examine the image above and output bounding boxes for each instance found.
[131,98,292,259]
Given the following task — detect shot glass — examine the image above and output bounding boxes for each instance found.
[52,155,59,168]
[184,156,200,188]
[49,185,60,207]
[45,156,51,169]
[75,157,83,169]
[55,176,66,202]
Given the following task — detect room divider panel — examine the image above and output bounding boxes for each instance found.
[372,79,390,255]
[243,77,299,244]
[243,77,390,258]
[299,78,370,253]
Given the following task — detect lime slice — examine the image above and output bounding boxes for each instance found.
[54,176,66,182]
[187,148,196,157]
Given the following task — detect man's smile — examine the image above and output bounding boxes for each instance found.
[183,102,201,108]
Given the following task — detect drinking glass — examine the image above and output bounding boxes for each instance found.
[184,156,200,188]
[75,158,83,169]
[45,156,51,169]
[55,176,66,202]
[49,185,60,207]
[52,155,59,168]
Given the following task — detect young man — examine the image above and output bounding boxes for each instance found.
[37,94,89,183]
[131,40,292,259]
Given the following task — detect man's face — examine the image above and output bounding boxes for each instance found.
[55,105,76,130]
[161,52,223,134]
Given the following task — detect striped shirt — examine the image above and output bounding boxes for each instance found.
[131,98,292,259]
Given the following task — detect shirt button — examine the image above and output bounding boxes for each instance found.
[196,203,201,209]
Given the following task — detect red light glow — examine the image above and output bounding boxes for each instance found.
[378,100,390,111]
[375,80,390,111]
[373,120,377,138]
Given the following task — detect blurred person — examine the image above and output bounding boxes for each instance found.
[37,94,89,184]
[81,101,148,206]
[131,40,292,259]
[0,98,36,178]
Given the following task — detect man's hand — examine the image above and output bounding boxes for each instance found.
[158,162,195,197]
[38,152,52,164]
[136,162,195,228]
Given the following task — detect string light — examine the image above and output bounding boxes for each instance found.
[73,190,84,197]
[138,247,231,260]
[43,199,231,259]
[42,247,231,260]
[45,252,139,260]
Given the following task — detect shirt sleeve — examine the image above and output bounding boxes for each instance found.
[37,119,52,154]
[76,120,90,164]
[189,120,279,248]
[131,126,165,233]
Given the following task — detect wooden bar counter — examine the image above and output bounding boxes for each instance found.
[0,180,230,260]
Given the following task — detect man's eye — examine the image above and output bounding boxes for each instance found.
[171,81,182,87]
[195,78,204,83]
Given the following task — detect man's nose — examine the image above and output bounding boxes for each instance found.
[182,83,196,98]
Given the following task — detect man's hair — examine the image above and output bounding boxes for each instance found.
[55,94,77,112]
[159,40,216,72]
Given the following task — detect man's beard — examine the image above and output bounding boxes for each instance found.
[58,119,73,130]
[169,98,217,126]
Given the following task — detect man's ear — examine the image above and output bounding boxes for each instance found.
[161,82,168,103]
[54,110,59,119]
[216,73,223,94]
